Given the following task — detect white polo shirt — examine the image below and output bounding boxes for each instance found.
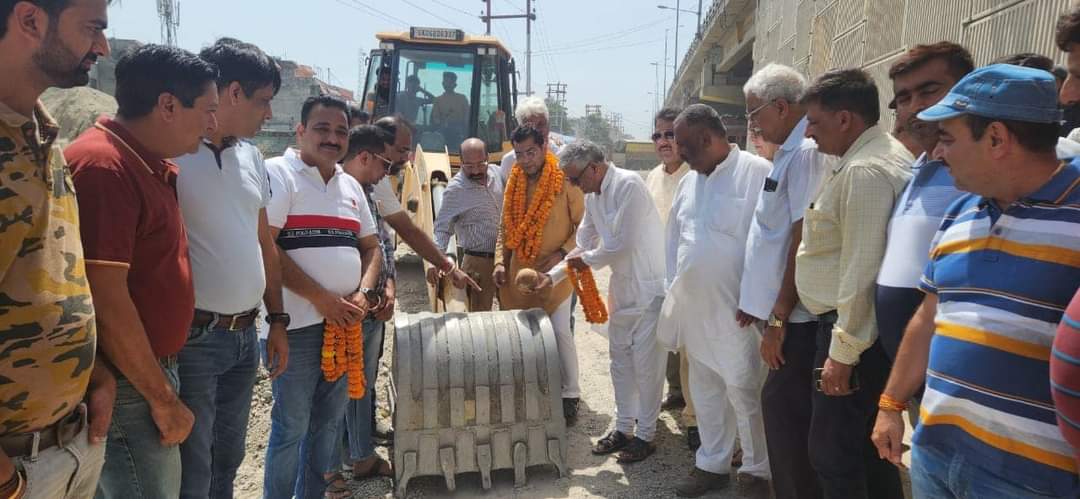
[739,118,830,323]
[176,140,270,314]
[266,148,377,330]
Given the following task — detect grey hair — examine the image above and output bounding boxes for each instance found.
[743,63,808,103]
[514,95,549,123]
[558,140,605,171]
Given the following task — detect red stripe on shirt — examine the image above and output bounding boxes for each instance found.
[283,214,361,234]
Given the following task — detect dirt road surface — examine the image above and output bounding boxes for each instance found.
[234,250,910,498]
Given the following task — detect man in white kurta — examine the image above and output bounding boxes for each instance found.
[659,105,772,497]
[538,140,667,462]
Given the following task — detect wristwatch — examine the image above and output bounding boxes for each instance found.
[359,287,383,308]
[767,313,785,328]
[266,313,291,327]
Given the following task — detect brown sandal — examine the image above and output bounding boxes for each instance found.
[323,472,353,499]
[351,455,393,480]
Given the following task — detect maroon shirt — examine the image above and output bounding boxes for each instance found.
[65,118,194,358]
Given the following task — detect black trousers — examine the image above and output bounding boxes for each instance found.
[807,313,903,499]
[762,321,823,499]
[875,284,925,362]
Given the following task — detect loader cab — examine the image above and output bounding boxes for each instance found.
[362,27,518,164]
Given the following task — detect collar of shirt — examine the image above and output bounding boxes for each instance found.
[98,118,168,176]
[1023,159,1080,204]
[598,162,616,194]
[710,144,742,176]
[283,147,344,179]
[657,161,689,178]
[0,100,59,148]
[835,124,886,172]
[771,118,813,181]
[779,117,810,153]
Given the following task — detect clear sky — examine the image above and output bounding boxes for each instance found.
[104,0,696,138]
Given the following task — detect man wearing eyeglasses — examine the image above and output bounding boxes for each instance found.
[736,63,830,499]
[428,138,503,311]
[337,124,398,484]
[644,107,698,449]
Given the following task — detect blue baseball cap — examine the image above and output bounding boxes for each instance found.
[917,63,1062,124]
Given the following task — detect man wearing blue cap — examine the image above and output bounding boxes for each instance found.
[872,64,1080,498]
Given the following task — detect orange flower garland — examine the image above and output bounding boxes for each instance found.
[502,151,564,263]
[321,322,367,399]
[567,266,608,324]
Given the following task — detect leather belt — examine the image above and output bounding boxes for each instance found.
[192,308,259,331]
[0,405,83,458]
[463,250,496,259]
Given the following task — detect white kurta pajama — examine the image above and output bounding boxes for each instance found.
[658,146,772,478]
[554,165,667,440]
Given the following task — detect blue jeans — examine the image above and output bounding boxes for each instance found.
[95,359,182,499]
[262,322,348,499]
[178,324,259,499]
[337,318,385,463]
[911,443,1074,498]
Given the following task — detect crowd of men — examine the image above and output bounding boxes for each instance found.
[2,0,1080,498]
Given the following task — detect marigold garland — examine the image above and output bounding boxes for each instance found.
[502,151,564,263]
[567,266,608,324]
[321,322,367,399]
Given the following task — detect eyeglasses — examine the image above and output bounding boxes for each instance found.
[745,100,777,122]
[372,152,394,172]
[651,130,675,142]
[566,165,592,185]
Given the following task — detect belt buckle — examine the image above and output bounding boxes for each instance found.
[228,313,241,332]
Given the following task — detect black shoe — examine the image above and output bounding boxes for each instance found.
[373,427,394,446]
[686,426,701,451]
[563,397,580,426]
[616,437,656,463]
[592,430,630,455]
[674,467,730,497]
[661,392,686,410]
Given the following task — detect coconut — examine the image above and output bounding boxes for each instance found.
[515,268,541,294]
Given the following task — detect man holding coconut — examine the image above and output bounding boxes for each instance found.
[493,125,584,423]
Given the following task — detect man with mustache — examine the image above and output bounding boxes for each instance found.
[875,43,972,365]
[0,1,111,497]
[261,95,383,499]
[429,137,502,311]
[644,107,696,445]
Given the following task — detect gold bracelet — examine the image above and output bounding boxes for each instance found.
[3,470,24,499]
[878,393,908,412]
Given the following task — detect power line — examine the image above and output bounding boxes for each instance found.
[540,17,671,52]
[430,0,479,19]
[399,0,458,26]
[333,0,409,27]
[533,37,663,56]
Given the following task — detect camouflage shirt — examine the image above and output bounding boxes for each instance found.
[0,101,95,435]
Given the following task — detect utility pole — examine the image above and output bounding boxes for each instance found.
[674,0,680,75]
[663,29,669,100]
[650,62,660,116]
[546,82,567,133]
[482,0,536,94]
[697,0,702,38]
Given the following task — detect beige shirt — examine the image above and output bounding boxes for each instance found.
[795,125,913,364]
[645,162,690,226]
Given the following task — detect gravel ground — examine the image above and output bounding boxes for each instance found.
[233,249,911,498]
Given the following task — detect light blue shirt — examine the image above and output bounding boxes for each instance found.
[876,153,964,289]
[739,118,829,323]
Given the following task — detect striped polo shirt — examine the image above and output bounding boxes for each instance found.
[266,148,377,330]
[915,160,1080,495]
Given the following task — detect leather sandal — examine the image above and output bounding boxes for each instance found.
[592,430,630,455]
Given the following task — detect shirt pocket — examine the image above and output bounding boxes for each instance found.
[753,188,788,232]
[708,198,746,237]
[801,206,840,254]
